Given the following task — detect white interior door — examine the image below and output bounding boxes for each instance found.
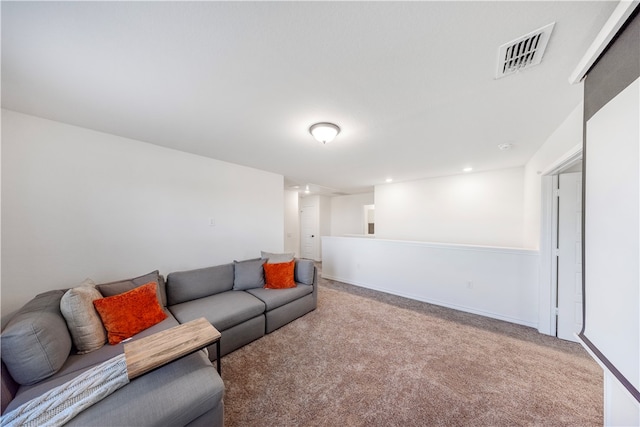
[557,172,583,342]
[300,204,318,260]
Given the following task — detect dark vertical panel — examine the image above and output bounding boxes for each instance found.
[584,10,640,121]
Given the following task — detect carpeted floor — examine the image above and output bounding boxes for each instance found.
[222,271,603,426]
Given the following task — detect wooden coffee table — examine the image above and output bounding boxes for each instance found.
[123,317,222,379]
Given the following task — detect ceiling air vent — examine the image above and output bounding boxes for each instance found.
[495,22,555,79]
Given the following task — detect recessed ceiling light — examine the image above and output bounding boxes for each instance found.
[385,178,393,183]
[463,167,473,172]
[498,143,513,151]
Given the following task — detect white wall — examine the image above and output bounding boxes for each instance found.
[329,192,374,236]
[375,168,525,248]
[319,195,331,243]
[583,78,639,422]
[322,236,539,327]
[523,103,583,249]
[1,110,284,324]
[283,190,300,256]
[605,372,640,426]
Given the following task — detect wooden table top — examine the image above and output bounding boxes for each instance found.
[123,317,221,379]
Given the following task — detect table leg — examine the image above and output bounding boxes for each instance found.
[216,340,221,376]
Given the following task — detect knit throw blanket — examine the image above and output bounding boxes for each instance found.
[1,354,129,427]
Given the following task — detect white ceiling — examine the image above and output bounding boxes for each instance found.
[2,1,617,195]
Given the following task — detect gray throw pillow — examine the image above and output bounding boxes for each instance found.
[0,290,72,385]
[261,251,295,264]
[60,279,107,354]
[233,258,266,290]
[97,270,167,307]
[294,259,315,285]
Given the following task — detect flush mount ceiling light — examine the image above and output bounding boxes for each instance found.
[463,167,473,173]
[498,143,513,151]
[309,122,340,144]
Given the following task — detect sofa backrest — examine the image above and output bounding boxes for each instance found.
[97,270,167,307]
[166,263,234,305]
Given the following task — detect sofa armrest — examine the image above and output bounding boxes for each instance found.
[311,266,319,308]
[293,258,318,309]
[1,360,18,415]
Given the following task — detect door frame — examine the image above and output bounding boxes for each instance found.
[538,144,583,337]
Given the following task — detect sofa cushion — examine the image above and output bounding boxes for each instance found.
[169,291,264,331]
[0,290,72,386]
[295,259,315,285]
[97,270,167,307]
[67,351,223,427]
[261,251,294,264]
[60,280,107,354]
[233,258,266,291]
[71,351,222,427]
[6,346,222,427]
[166,263,234,305]
[264,260,296,289]
[246,284,313,311]
[94,283,168,344]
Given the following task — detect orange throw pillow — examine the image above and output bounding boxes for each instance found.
[263,260,296,289]
[93,282,167,345]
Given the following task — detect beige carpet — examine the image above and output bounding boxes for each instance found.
[222,276,602,426]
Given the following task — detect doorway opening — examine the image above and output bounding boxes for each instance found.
[300,201,318,261]
[539,146,583,341]
[554,170,583,342]
[363,204,375,236]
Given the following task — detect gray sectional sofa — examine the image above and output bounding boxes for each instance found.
[1,258,317,426]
